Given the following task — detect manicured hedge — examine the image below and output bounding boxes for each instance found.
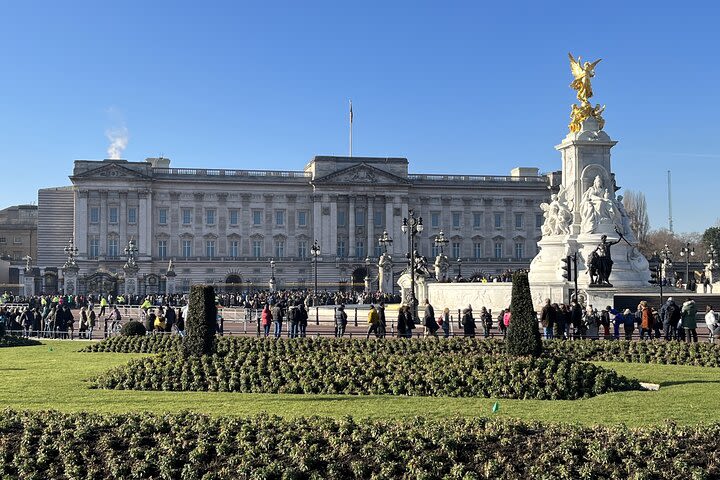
[0,336,42,348]
[120,320,146,337]
[81,335,181,353]
[82,335,720,368]
[92,344,639,400]
[0,409,718,479]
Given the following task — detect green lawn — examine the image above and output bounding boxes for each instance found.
[2,340,719,427]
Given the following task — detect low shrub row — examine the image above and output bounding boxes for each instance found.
[92,347,639,400]
[82,335,720,368]
[0,335,42,348]
[0,409,717,479]
[81,334,182,353]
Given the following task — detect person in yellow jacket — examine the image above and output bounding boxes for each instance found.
[366,304,381,339]
[140,297,152,311]
[99,297,108,317]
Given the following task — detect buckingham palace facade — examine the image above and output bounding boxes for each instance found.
[37,156,557,295]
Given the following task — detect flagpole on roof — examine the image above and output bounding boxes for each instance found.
[349,99,353,158]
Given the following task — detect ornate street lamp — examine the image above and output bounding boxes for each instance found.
[707,245,717,269]
[401,210,423,321]
[679,242,695,289]
[269,258,276,292]
[364,256,372,293]
[434,230,449,255]
[310,239,321,305]
[64,237,79,267]
[378,230,393,253]
[123,237,138,265]
[456,257,463,282]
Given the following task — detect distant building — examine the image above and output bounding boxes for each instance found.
[0,204,37,262]
[38,156,556,295]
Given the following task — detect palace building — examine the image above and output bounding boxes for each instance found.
[36,156,557,295]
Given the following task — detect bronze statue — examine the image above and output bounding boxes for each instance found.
[588,233,623,287]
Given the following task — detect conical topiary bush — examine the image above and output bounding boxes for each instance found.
[506,271,542,357]
[183,284,217,356]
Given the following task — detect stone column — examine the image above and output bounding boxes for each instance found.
[348,197,356,258]
[62,264,79,296]
[119,191,127,248]
[385,197,395,255]
[329,195,338,259]
[367,196,374,259]
[138,191,149,257]
[75,190,89,255]
[123,264,139,297]
[312,194,322,256]
[19,269,33,297]
[165,262,176,295]
[99,191,108,256]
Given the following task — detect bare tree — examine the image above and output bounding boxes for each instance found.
[622,191,650,249]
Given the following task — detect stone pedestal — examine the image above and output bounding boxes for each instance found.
[529,117,651,305]
[165,275,176,295]
[378,254,394,293]
[397,272,428,305]
[268,278,277,293]
[20,270,35,297]
[62,265,79,296]
[123,265,139,296]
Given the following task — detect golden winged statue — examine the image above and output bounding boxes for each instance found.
[568,53,601,104]
[568,52,605,133]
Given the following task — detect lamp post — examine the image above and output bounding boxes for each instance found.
[310,239,320,306]
[434,230,448,255]
[679,242,695,290]
[378,230,393,254]
[269,258,276,292]
[456,257,463,282]
[64,238,79,266]
[401,210,423,321]
[655,243,673,307]
[364,256,372,293]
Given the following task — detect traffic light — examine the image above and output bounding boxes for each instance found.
[649,266,659,285]
[561,255,572,281]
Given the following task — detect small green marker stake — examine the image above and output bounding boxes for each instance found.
[492,401,499,413]
[48,347,53,352]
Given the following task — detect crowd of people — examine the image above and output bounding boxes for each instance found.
[536,297,720,343]
[3,288,719,343]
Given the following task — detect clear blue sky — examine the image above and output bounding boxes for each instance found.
[1,1,718,234]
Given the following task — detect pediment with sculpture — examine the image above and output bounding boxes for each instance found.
[312,163,410,186]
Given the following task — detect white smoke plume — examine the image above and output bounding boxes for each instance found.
[105,125,129,159]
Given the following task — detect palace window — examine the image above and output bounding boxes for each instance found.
[89,237,99,258]
[473,212,483,229]
[474,242,483,259]
[182,240,192,258]
[90,207,100,224]
[298,211,307,227]
[229,209,239,226]
[206,240,216,257]
[182,208,192,225]
[158,240,167,259]
[206,209,216,225]
[494,242,503,258]
[337,239,346,257]
[158,208,168,225]
[515,242,524,259]
[337,210,346,227]
[109,207,118,224]
[298,240,308,258]
[494,213,503,229]
[276,210,285,226]
[252,239,263,257]
[452,242,461,259]
[107,237,119,257]
[355,240,364,258]
[128,207,137,224]
[229,240,239,258]
[274,239,285,257]
[253,210,263,226]
[431,212,440,228]
[452,212,461,229]
[515,213,524,229]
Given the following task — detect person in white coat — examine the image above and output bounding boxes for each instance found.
[705,305,718,343]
